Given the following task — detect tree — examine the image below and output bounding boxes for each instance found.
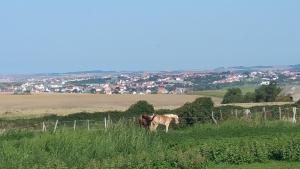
[126,100,154,115]
[254,81,281,102]
[222,88,244,104]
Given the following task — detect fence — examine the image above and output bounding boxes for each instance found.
[212,106,299,123]
[0,107,299,134]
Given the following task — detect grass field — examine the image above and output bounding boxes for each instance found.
[189,86,256,98]
[0,93,201,118]
[1,120,300,168]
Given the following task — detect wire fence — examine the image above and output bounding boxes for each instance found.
[0,106,299,134]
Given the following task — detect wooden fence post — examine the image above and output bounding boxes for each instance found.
[279,107,282,120]
[73,120,76,131]
[42,121,46,132]
[104,117,107,131]
[292,107,297,124]
[87,120,90,131]
[212,111,218,125]
[235,109,238,118]
[245,109,251,119]
[220,110,223,121]
[53,120,58,133]
[263,107,266,121]
[108,115,111,128]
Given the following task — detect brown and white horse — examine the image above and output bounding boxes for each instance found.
[138,113,155,129]
[149,114,179,133]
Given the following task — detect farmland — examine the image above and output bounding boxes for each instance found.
[1,120,300,168]
[0,92,293,119]
[0,93,201,118]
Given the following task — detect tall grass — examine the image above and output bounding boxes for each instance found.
[0,120,207,169]
[1,120,300,168]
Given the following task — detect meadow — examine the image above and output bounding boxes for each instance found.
[187,86,256,98]
[1,120,300,169]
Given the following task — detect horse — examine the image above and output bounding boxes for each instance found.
[138,113,155,129]
[149,114,179,133]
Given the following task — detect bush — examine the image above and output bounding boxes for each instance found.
[177,97,214,125]
[126,100,154,115]
[222,88,244,104]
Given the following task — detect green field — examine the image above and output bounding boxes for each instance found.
[1,120,300,169]
[190,86,256,98]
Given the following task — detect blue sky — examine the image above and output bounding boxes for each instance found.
[0,1,299,73]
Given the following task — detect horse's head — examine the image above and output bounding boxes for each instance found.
[174,115,179,124]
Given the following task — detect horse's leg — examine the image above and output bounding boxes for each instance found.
[151,123,158,132]
[154,124,159,132]
[165,123,170,133]
[149,122,154,131]
[150,122,157,132]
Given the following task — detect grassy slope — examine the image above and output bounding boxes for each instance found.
[1,121,300,168]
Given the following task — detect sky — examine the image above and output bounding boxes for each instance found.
[0,0,299,74]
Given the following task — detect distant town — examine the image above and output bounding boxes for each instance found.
[0,64,300,95]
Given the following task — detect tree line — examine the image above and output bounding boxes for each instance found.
[222,81,292,104]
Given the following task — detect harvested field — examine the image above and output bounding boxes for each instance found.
[0,93,292,118]
[0,93,204,118]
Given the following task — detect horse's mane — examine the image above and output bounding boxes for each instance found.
[142,113,156,122]
[163,114,179,119]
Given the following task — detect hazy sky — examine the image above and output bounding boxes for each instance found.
[0,1,299,73]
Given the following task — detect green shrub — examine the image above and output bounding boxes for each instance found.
[176,97,214,125]
[126,100,154,115]
[222,88,244,104]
